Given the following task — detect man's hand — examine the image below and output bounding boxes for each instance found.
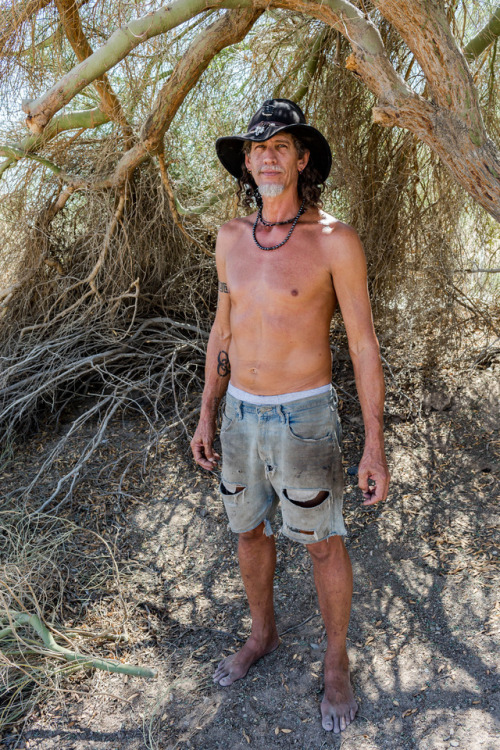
[190,418,220,470]
[358,448,390,506]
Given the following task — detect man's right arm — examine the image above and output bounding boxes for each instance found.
[190,227,232,470]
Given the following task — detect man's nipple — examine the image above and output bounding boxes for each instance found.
[291,289,299,296]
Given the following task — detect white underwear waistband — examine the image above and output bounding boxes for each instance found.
[227,382,332,406]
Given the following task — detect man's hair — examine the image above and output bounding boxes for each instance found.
[236,134,325,210]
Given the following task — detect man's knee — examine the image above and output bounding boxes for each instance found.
[307,533,346,561]
[239,521,269,541]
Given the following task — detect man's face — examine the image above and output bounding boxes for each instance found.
[244,133,309,198]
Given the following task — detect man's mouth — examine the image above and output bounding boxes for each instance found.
[258,167,284,175]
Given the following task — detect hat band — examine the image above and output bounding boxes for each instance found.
[249,120,291,135]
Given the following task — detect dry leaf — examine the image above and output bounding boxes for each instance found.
[243,730,250,744]
[281,729,292,733]
[275,727,280,735]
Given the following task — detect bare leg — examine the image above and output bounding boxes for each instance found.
[213,522,279,686]
[307,535,358,733]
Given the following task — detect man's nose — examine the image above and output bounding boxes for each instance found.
[262,146,277,162]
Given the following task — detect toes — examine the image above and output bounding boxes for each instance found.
[321,715,333,732]
[218,674,234,687]
[333,715,340,734]
[350,706,357,721]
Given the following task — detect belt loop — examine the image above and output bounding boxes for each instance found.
[277,404,286,424]
[331,385,338,408]
[236,400,243,420]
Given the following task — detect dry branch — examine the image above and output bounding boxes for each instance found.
[55,0,135,145]
[2,611,157,677]
[21,0,227,134]
[0,0,52,54]
[464,5,500,61]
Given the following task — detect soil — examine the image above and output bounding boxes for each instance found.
[1,360,498,750]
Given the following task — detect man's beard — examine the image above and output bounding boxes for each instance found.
[259,183,285,198]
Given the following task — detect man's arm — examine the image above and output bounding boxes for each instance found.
[329,223,390,505]
[190,228,232,470]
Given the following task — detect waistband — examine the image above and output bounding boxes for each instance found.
[227,382,331,406]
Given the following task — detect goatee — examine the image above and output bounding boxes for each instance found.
[259,183,285,198]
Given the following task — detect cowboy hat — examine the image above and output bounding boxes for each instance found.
[215,98,332,182]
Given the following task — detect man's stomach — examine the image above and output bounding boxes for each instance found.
[228,337,333,395]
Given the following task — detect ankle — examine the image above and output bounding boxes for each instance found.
[248,625,278,645]
[324,644,349,671]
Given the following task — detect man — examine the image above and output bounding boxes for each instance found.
[191,99,390,734]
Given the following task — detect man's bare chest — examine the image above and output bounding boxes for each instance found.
[226,237,334,306]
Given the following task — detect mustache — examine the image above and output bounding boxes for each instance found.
[258,166,284,174]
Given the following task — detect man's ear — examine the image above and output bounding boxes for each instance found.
[298,149,310,172]
[244,151,251,170]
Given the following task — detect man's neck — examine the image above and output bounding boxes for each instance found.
[259,191,302,224]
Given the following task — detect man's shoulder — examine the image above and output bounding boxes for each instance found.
[215,214,255,261]
[316,212,365,269]
[218,214,255,237]
[317,211,358,239]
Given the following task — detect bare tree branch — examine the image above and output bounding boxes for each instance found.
[0,107,110,180]
[0,0,51,54]
[373,0,484,136]
[291,28,326,103]
[21,0,235,134]
[69,7,264,188]
[464,4,500,61]
[55,0,134,145]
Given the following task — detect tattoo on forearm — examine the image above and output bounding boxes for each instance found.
[217,350,230,377]
[218,281,229,294]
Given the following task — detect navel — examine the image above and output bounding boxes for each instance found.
[291,289,299,296]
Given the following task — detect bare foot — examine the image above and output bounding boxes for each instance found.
[321,665,358,733]
[213,634,279,687]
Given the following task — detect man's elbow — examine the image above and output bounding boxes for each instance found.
[211,322,232,344]
[348,336,380,362]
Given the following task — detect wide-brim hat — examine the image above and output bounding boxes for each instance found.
[216,99,332,183]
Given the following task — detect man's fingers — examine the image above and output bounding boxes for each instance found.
[357,466,370,492]
[191,437,220,470]
[191,441,213,470]
[360,473,389,505]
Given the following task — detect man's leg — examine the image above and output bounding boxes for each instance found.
[307,534,358,733]
[213,521,280,686]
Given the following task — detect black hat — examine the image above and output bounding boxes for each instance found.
[215,99,332,183]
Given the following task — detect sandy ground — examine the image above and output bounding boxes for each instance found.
[1,362,498,750]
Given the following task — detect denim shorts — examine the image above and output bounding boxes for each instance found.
[219,387,347,544]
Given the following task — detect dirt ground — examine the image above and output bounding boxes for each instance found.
[1,360,499,750]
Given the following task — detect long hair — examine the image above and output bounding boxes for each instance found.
[236,134,325,210]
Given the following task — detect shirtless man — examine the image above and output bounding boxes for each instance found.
[191,99,390,734]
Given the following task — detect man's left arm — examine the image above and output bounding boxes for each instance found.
[328,223,390,505]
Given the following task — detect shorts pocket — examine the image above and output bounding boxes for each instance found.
[220,405,237,434]
[286,407,335,442]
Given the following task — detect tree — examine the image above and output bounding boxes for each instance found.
[4,0,500,221]
[0,1,498,505]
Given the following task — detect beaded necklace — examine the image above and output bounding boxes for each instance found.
[252,198,306,251]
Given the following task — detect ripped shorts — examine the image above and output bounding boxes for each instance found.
[219,387,347,545]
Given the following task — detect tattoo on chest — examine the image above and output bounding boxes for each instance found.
[218,281,229,294]
[217,350,230,377]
